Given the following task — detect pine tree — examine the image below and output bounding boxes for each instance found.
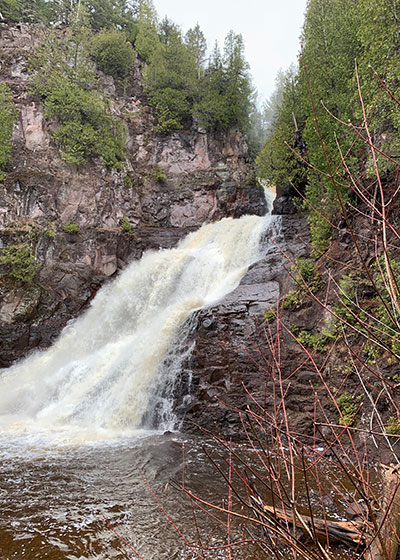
[193,41,230,130]
[185,24,207,76]
[299,0,362,250]
[257,66,307,192]
[0,84,17,181]
[134,0,159,62]
[0,0,50,23]
[223,31,253,131]
[263,68,289,138]
[357,0,400,177]
[144,18,196,133]
[193,33,253,132]
[84,0,137,30]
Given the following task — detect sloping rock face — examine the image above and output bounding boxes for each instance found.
[0,24,266,365]
[180,215,311,435]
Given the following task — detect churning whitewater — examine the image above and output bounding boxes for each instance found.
[0,212,273,439]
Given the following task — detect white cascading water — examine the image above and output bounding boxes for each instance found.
[0,193,275,441]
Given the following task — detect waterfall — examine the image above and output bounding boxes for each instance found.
[0,202,275,440]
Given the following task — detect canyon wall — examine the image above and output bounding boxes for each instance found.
[0,24,267,366]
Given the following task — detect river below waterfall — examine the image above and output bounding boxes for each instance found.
[0,431,241,560]
[0,430,361,560]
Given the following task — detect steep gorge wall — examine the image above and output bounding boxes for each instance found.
[0,24,266,365]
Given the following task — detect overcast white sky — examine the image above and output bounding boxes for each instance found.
[153,0,308,105]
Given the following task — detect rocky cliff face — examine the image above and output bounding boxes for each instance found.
[0,24,266,366]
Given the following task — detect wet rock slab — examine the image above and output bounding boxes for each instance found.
[180,215,311,436]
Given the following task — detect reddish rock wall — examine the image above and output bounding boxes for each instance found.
[0,24,266,365]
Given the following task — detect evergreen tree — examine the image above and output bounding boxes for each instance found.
[300,0,362,250]
[193,33,253,132]
[91,29,134,80]
[84,0,138,30]
[263,68,289,138]
[144,18,196,133]
[0,0,50,23]
[185,23,207,76]
[134,0,159,62]
[257,66,307,192]
[193,41,230,129]
[30,12,126,167]
[357,0,400,177]
[0,83,18,181]
[247,99,267,159]
[223,31,253,131]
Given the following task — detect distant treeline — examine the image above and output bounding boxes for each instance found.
[257,0,400,251]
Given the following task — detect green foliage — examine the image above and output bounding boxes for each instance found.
[331,261,400,358]
[44,223,56,237]
[356,0,400,175]
[0,0,52,23]
[364,343,381,364]
[184,24,207,74]
[0,83,18,181]
[91,29,134,80]
[0,243,37,284]
[247,103,267,159]
[45,82,125,167]
[281,258,321,311]
[299,0,361,247]
[308,209,333,256]
[63,222,80,233]
[256,0,368,251]
[263,68,288,138]
[264,309,276,323]
[4,0,257,140]
[282,258,321,311]
[372,257,400,355]
[123,175,133,188]
[134,0,159,62]
[256,66,307,193]
[30,22,126,168]
[293,258,321,291]
[295,258,315,281]
[337,392,360,426]
[222,31,253,131]
[120,215,132,234]
[143,18,196,134]
[386,417,400,436]
[83,0,138,32]
[282,289,303,310]
[297,330,329,352]
[150,164,166,183]
[0,0,20,21]
[194,35,253,132]
[135,9,253,135]
[148,87,190,134]
[1,0,137,28]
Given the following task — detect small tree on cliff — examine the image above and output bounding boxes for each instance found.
[91,28,135,80]
[30,11,126,168]
[0,83,18,181]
